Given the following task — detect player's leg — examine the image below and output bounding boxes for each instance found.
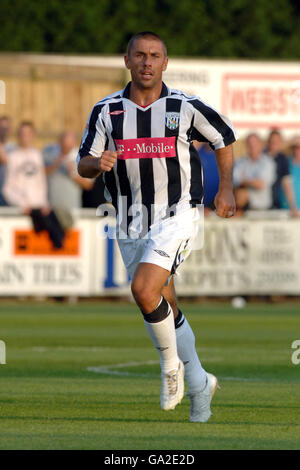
[162,277,219,422]
[161,278,207,393]
[131,262,184,411]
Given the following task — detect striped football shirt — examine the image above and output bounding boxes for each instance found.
[77,81,237,237]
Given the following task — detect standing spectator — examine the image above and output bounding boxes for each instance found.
[233,133,276,212]
[0,115,15,205]
[280,136,300,210]
[43,131,93,213]
[266,129,298,217]
[3,121,65,248]
[195,142,220,209]
[81,175,107,208]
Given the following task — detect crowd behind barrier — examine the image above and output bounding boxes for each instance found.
[0,206,299,297]
[0,116,107,247]
[0,115,300,247]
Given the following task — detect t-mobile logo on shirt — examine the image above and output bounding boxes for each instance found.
[115,137,176,160]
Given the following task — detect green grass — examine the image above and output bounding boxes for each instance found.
[0,301,300,450]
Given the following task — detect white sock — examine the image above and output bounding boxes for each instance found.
[144,300,179,375]
[175,312,207,393]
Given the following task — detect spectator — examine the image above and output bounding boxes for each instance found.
[43,131,93,213]
[3,121,65,248]
[195,142,220,210]
[81,175,107,208]
[0,115,15,205]
[266,129,298,217]
[280,136,300,210]
[233,133,276,212]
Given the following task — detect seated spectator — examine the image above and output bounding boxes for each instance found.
[43,131,93,215]
[266,129,298,217]
[280,136,300,210]
[233,133,276,212]
[3,121,65,248]
[0,115,15,205]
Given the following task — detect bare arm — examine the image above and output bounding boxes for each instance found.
[242,178,265,190]
[282,175,299,217]
[214,145,236,218]
[45,154,66,175]
[71,172,95,190]
[65,160,94,190]
[0,144,7,165]
[78,155,102,178]
[77,150,120,178]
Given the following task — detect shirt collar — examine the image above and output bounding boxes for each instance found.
[122,81,169,100]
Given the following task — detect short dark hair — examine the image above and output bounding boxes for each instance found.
[18,120,35,132]
[246,132,261,141]
[127,31,167,57]
[268,129,282,139]
[0,115,10,122]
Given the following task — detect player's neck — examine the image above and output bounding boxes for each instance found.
[129,81,163,107]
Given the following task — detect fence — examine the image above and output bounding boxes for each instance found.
[0,54,125,146]
[0,208,299,297]
[1,53,300,154]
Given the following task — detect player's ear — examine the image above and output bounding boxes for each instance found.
[162,56,168,72]
[124,55,130,70]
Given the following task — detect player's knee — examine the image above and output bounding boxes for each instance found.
[131,279,157,309]
[131,280,149,303]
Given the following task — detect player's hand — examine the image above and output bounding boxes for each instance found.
[214,187,236,218]
[99,150,122,172]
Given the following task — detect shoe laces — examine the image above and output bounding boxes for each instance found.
[165,370,178,396]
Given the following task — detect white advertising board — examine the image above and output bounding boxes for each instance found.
[1,215,300,297]
[164,59,300,139]
[0,216,93,296]
[175,218,300,295]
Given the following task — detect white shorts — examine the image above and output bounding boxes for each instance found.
[117,207,202,280]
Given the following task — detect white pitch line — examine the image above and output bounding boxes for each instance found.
[86,361,264,383]
[31,346,117,352]
[87,360,160,377]
[219,376,267,382]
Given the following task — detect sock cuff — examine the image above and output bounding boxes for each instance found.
[174,309,185,329]
[142,296,170,323]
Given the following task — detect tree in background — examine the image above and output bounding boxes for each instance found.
[0,0,299,59]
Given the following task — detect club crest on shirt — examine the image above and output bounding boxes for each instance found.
[165,112,180,130]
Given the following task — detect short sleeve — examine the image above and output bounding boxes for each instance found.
[188,98,238,150]
[77,103,107,166]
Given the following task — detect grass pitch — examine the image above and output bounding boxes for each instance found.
[0,301,299,450]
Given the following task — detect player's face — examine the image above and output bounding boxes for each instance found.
[18,125,35,148]
[125,38,168,89]
[246,135,262,160]
[60,131,76,154]
[268,133,282,154]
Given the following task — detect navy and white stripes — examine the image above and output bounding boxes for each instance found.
[77,82,237,235]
